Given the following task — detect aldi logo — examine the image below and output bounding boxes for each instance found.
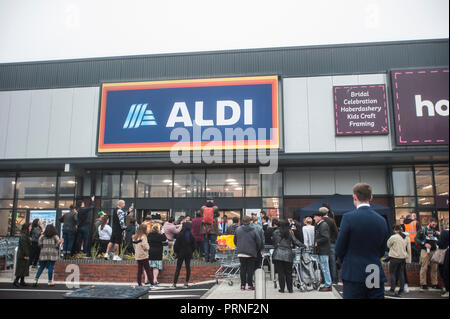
[123,104,157,129]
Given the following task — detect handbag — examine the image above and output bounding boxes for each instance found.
[431,248,448,265]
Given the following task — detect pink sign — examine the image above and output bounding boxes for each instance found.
[334,85,389,136]
[391,68,449,146]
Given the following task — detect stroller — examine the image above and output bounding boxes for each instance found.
[293,247,322,291]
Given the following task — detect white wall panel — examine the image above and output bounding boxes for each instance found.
[360,168,388,194]
[5,91,31,158]
[0,92,11,158]
[307,76,335,152]
[335,169,360,195]
[310,169,335,195]
[283,78,310,152]
[91,88,100,156]
[70,87,97,157]
[26,90,52,158]
[284,169,310,196]
[285,167,388,196]
[47,89,74,158]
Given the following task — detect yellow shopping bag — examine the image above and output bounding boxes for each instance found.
[216,235,235,250]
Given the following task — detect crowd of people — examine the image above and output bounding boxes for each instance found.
[11,184,450,299]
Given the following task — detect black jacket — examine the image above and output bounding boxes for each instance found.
[148,232,167,261]
[174,230,196,259]
[77,203,94,227]
[315,220,331,255]
[271,229,303,263]
[234,225,263,258]
[323,216,339,244]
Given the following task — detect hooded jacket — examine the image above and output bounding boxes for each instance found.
[133,236,149,261]
[387,232,412,263]
[234,224,262,258]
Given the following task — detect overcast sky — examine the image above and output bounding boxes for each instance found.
[0,0,448,63]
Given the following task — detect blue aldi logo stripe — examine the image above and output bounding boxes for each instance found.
[123,104,157,129]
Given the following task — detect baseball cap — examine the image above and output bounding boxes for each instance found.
[97,211,106,216]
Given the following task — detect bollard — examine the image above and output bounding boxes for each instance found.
[255,268,266,299]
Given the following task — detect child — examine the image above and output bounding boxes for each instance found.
[132,224,153,286]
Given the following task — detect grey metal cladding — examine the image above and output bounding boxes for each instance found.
[0,39,448,91]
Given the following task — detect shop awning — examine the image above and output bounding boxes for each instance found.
[293,194,393,232]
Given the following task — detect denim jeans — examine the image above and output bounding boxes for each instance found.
[201,234,217,261]
[329,243,338,284]
[35,261,55,282]
[77,225,90,255]
[62,229,75,255]
[318,255,332,287]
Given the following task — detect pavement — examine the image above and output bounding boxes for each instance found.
[1,268,447,300]
[203,272,339,299]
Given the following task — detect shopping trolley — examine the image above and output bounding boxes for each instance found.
[213,243,240,286]
[293,247,322,291]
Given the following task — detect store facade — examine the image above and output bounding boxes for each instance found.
[0,39,448,236]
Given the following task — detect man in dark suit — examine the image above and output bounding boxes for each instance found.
[335,183,389,299]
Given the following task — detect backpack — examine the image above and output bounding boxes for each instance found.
[202,206,214,225]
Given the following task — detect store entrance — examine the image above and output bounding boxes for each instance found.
[135,209,169,223]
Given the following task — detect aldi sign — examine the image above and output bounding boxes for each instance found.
[97,76,279,153]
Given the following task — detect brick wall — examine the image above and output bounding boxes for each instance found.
[54,260,218,284]
[382,263,445,287]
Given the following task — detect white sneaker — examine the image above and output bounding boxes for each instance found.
[404,284,409,293]
[112,255,122,261]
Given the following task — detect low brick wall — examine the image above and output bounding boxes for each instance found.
[381,263,445,287]
[54,259,218,284]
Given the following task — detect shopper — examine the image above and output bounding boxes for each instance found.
[148,224,167,287]
[234,216,263,291]
[322,203,335,220]
[219,214,229,234]
[60,205,78,258]
[200,197,220,262]
[271,219,303,293]
[226,217,240,235]
[163,217,182,249]
[313,210,333,292]
[125,217,138,255]
[191,211,205,258]
[173,222,196,288]
[30,219,42,268]
[335,183,389,299]
[97,215,112,257]
[264,218,279,246]
[92,211,106,252]
[436,228,449,297]
[14,223,32,287]
[33,224,60,287]
[251,216,265,269]
[386,225,411,297]
[321,206,339,284]
[290,219,304,243]
[402,213,420,263]
[75,196,95,256]
[302,217,315,249]
[132,224,153,286]
[415,217,441,291]
[105,200,133,261]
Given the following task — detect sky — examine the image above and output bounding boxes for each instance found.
[0,0,448,63]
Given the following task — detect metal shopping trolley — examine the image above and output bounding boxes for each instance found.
[213,243,240,286]
[293,247,322,291]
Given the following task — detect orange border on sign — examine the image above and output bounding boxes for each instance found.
[97,76,279,153]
